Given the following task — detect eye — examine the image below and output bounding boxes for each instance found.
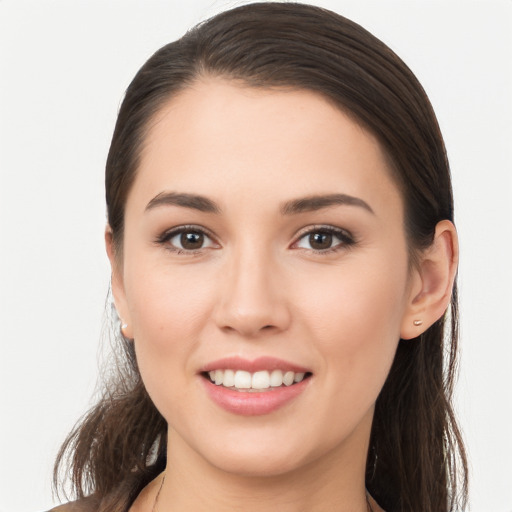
[294,226,354,253]
[157,226,218,253]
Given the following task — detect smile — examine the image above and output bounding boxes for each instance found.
[200,357,313,415]
[206,369,308,391]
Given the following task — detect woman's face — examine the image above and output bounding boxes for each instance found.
[112,79,419,477]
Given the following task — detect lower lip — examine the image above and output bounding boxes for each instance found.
[201,376,311,416]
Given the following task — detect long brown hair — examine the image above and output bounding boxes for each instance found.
[54,3,468,511]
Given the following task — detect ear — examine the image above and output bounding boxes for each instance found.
[400,220,458,340]
[105,226,134,339]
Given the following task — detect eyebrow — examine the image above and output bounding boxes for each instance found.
[145,192,221,214]
[145,191,374,216]
[280,194,374,216]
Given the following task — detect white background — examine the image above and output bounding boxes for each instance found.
[1,1,511,511]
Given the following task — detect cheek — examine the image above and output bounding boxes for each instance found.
[127,268,219,424]
[126,260,214,344]
[287,257,409,447]
[297,252,409,388]
[123,259,217,404]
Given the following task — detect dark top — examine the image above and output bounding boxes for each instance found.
[47,496,99,512]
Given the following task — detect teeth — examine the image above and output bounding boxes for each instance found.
[206,369,307,390]
[252,371,270,389]
[223,369,235,387]
[294,372,305,383]
[234,370,252,389]
[270,369,283,387]
[283,371,295,386]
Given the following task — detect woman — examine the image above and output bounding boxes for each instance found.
[51,2,468,511]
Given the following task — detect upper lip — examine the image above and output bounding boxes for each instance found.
[200,356,311,374]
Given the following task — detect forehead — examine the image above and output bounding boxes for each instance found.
[129,78,403,220]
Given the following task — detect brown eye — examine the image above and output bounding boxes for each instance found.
[308,232,332,250]
[180,231,204,250]
[162,227,217,253]
[295,227,354,253]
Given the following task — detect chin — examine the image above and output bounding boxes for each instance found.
[206,446,310,478]
[188,424,338,480]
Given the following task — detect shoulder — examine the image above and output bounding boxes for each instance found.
[47,496,100,512]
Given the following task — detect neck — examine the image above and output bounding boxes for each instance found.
[157,418,373,512]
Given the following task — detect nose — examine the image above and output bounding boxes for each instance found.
[213,247,291,338]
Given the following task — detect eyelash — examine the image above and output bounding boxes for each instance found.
[155,224,356,255]
[292,225,356,254]
[155,224,218,255]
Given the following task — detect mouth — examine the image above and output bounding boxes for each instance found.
[199,357,313,415]
[202,369,312,392]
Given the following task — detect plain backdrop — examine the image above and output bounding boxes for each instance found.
[1,1,511,511]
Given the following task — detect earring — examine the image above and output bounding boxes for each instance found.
[121,323,129,336]
[413,319,423,326]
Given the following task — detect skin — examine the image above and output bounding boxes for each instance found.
[108,78,458,512]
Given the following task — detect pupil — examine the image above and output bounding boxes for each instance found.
[181,232,204,249]
[310,232,332,250]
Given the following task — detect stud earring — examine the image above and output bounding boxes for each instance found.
[413,319,423,326]
[121,323,129,336]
